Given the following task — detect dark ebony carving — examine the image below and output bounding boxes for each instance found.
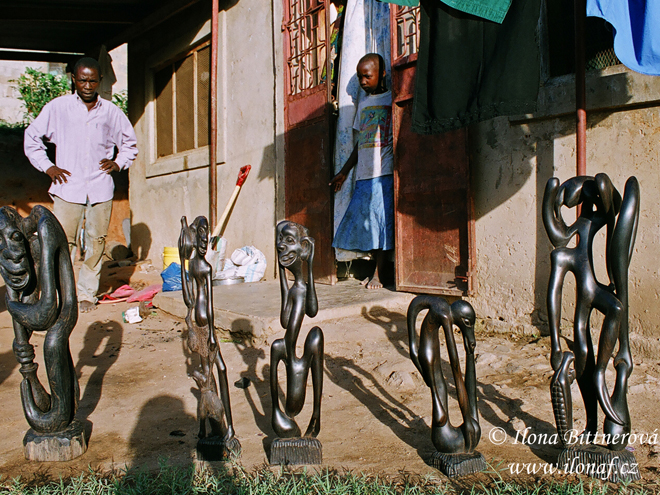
[543,174,641,482]
[179,216,240,460]
[407,295,485,477]
[270,220,324,465]
[0,206,86,461]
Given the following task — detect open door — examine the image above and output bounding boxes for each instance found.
[390,6,474,296]
[283,0,336,284]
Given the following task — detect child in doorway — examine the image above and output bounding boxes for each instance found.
[330,53,393,289]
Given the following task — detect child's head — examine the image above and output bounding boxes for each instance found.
[356,53,386,95]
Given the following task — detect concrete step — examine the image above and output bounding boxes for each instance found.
[154,278,416,340]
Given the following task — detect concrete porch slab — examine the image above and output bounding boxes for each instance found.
[153,278,416,340]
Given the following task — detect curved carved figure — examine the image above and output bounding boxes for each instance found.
[270,221,324,439]
[407,295,480,454]
[179,216,237,447]
[0,206,79,433]
[543,174,640,450]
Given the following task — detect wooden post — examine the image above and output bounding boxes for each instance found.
[209,0,219,228]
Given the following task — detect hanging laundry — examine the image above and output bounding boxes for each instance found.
[333,0,391,262]
[587,0,660,76]
[412,0,541,134]
[381,0,512,24]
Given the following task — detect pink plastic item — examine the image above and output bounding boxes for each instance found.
[126,284,162,303]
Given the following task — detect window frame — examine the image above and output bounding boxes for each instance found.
[145,27,226,179]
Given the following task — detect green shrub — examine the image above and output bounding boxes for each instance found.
[112,90,128,116]
[12,68,70,123]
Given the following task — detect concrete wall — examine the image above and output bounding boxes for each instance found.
[468,65,660,356]
[128,0,283,277]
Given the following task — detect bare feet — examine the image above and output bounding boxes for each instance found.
[79,300,97,313]
[361,275,383,289]
[366,274,383,289]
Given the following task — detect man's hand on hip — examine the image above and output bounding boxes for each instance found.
[99,159,120,174]
[46,165,71,184]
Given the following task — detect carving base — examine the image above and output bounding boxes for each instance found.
[197,436,241,461]
[270,437,322,465]
[558,444,641,483]
[430,451,486,478]
[23,419,88,462]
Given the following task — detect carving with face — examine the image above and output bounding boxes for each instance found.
[0,206,79,435]
[0,207,34,294]
[271,220,324,440]
[178,215,238,452]
[276,221,311,270]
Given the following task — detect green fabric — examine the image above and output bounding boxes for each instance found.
[380,0,510,22]
[379,0,420,6]
[412,0,541,135]
[441,0,512,23]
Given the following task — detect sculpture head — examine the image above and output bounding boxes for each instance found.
[0,206,34,292]
[452,300,476,353]
[190,216,209,258]
[276,220,313,271]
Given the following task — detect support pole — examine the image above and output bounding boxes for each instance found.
[575,0,587,178]
[209,0,219,228]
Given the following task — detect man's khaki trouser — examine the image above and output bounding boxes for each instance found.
[53,196,113,304]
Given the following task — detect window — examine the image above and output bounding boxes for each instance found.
[286,0,326,95]
[393,5,420,63]
[154,42,210,158]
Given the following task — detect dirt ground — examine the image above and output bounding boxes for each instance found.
[1,263,659,489]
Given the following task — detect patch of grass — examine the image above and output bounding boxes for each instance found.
[0,461,654,495]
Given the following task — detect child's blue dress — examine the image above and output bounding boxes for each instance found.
[333,90,394,252]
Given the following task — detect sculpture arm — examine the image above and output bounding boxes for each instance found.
[542,178,570,248]
[205,269,217,346]
[279,263,290,328]
[305,237,318,318]
[178,217,194,309]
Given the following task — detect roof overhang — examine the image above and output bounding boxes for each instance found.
[0,0,201,63]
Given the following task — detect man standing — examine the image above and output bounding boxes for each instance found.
[24,57,138,313]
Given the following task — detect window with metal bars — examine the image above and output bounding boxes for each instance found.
[286,0,327,95]
[154,42,210,158]
[393,5,420,64]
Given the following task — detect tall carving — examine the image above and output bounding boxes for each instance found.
[269,220,324,464]
[0,206,86,461]
[179,216,240,460]
[407,295,485,477]
[543,174,640,483]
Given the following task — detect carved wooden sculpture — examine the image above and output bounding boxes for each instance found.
[407,295,485,477]
[179,215,240,460]
[0,206,86,461]
[543,174,640,483]
[269,220,324,464]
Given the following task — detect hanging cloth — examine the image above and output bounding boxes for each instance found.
[380,0,512,24]
[97,45,117,101]
[333,0,391,262]
[587,0,660,76]
[412,0,541,135]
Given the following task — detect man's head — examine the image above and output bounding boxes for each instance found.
[356,53,386,95]
[72,57,102,104]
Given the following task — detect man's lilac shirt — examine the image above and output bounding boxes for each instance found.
[24,93,138,204]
